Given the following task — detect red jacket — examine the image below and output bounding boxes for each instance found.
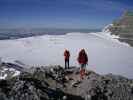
[64,50,70,60]
[78,50,88,64]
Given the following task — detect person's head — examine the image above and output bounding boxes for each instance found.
[81,49,85,53]
[65,49,69,52]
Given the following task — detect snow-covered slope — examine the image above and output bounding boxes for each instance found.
[0,66,20,79]
[0,32,133,78]
[90,24,129,46]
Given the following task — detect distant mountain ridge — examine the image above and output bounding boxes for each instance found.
[0,28,100,40]
[109,10,133,46]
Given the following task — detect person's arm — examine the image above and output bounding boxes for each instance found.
[68,52,70,57]
[86,54,88,64]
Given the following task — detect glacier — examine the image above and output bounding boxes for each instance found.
[0,31,133,78]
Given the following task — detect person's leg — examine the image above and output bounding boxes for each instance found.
[80,64,83,79]
[80,64,86,80]
[68,59,69,69]
[81,64,84,68]
[83,68,85,77]
[83,64,87,74]
[65,59,67,69]
[80,68,84,80]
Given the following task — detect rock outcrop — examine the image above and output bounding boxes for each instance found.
[0,65,133,100]
[108,10,133,46]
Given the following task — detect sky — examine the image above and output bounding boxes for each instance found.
[0,0,133,29]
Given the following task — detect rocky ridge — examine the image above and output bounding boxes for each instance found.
[108,10,133,46]
[0,64,133,100]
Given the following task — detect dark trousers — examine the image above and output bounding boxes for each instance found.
[65,59,69,69]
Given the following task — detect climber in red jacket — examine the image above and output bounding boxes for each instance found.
[64,49,70,69]
[77,49,88,79]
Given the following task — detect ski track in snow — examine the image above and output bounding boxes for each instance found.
[0,32,133,78]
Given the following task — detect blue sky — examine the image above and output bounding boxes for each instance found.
[0,0,133,29]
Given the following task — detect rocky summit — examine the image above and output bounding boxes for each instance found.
[0,64,133,100]
[109,10,133,46]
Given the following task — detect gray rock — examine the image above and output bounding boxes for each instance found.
[0,65,133,100]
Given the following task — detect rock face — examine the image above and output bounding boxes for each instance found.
[0,63,20,80]
[109,10,133,46]
[0,65,133,100]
